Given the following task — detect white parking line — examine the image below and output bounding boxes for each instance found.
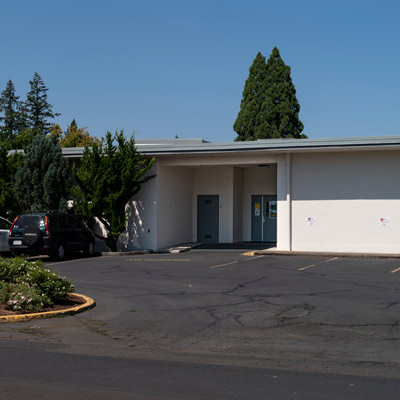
[297,257,338,271]
[390,267,400,274]
[242,255,264,262]
[210,261,238,269]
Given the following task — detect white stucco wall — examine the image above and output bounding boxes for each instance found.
[119,164,158,251]
[156,166,193,249]
[233,167,243,242]
[276,154,291,250]
[192,166,233,242]
[290,151,400,253]
[242,165,277,241]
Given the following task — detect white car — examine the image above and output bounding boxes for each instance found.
[0,216,12,255]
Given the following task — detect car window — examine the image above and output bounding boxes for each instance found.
[13,215,45,229]
[0,218,11,230]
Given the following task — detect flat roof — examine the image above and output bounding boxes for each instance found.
[133,135,400,156]
[9,135,400,159]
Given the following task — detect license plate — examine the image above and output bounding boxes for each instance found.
[13,240,22,245]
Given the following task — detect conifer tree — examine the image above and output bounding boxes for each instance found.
[0,146,23,219]
[72,130,154,251]
[257,47,304,139]
[233,52,267,141]
[0,80,22,145]
[234,47,305,140]
[14,135,69,212]
[23,72,59,135]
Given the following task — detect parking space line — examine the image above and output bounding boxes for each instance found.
[210,255,264,269]
[242,255,264,262]
[210,261,238,269]
[390,267,400,274]
[297,263,317,271]
[297,257,338,271]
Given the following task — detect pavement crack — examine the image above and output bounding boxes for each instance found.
[222,276,268,295]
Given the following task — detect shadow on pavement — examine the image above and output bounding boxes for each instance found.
[193,242,275,250]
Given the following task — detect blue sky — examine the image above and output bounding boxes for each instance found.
[1,0,400,142]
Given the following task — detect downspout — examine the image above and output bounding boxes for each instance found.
[286,153,292,251]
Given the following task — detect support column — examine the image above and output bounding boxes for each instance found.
[276,154,292,250]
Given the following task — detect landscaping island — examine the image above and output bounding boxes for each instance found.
[0,257,94,321]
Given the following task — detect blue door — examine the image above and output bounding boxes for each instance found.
[251,195,277,242]
[197,195,219,242]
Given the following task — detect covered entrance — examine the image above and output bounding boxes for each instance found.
[251,195,277,242]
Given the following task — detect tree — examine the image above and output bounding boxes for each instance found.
[23,72,59,135]
[59,119,103,148]
[14,135,69,212]
[234,47,305,140]
[72,130,155,251]
[0,147,23,220]
[0,80,23,146]
[233,52,268,141]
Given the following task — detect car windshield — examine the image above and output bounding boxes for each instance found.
[14,215,45,229]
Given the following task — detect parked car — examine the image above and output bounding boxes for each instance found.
[0,216,12,255]
[8,212,95,260]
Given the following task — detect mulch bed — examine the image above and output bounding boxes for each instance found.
[0,294,86,316]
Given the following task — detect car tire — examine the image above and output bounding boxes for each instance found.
[52,242,66,261]
[23,226,41,246]
[85,241,95,257]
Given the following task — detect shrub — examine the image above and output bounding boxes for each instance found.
[0,256,75,312]
[6,283,45,312]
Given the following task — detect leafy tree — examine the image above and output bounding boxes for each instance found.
[23,72,59,135]
[234,47,305,140]
[14,135,69,212]
[0,147,23,220]
[0,80,24,146]
[72,130,155,251]
[59,119,103,148]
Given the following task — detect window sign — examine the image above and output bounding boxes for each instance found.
[269,201,277,218]
[379,217,390,227]
[254,203,261,217]
[307,216,317,226]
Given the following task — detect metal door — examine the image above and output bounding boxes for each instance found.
[251,195,277,242]
[197,195,219,242]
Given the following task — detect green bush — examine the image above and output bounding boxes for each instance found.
[0,257,75,312]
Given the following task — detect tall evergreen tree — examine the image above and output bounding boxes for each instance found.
[234,47,305,140]
[14,135,69,212]
[0,146,23,220]
[23,72,59,135]
[233,52,267,141]
[0,80,22,145]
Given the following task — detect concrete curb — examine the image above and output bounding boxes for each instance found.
[0,293,96,323]
[253,249,400,259]
[101,250,152,256]
[169,246,191,254]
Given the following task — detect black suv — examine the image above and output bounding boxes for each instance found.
[9,212,95,260]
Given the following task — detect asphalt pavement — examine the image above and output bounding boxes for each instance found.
[0,250,399,399]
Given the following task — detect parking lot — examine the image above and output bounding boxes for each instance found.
[1,250,399,399]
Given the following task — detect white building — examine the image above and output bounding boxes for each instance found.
[64,136,400,254]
